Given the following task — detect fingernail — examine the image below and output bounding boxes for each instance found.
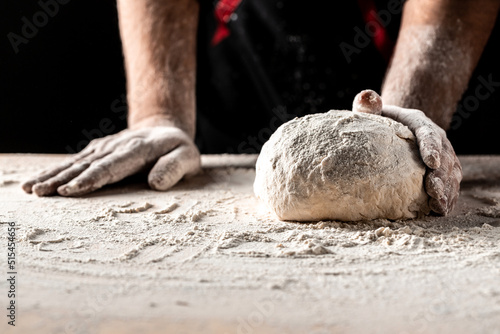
[58,185,69,196]
[33,184,49,197]
[21,181,33,193]
[59,181,79,196]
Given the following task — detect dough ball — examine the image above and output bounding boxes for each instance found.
[254,110,430,221]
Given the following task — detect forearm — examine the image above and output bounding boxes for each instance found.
[117,0,199,138]
[382,0,500,129]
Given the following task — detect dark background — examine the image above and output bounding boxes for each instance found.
[1,0,127,154]
[1,0,499,154]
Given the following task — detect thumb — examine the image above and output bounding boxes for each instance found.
[148,144,201,191]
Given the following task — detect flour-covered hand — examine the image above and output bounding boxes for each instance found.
[21,126,200,197]
[381,104,462,215]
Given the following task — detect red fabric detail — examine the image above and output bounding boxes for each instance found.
[357,0,395,62]
[211,0,243,46]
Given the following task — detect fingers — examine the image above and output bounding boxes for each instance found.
[447,166,462,211]
[57,144,153,197]
[352,90,383,115]
[23,148,111,196]
[426,168,451,214]
[382,105,443,169]
[425,139,462,215]
[414,126,442,169]
[21,162,74,193]
[32,162,90,196]
[148,144,201,191]
[22,130,141,196]
[21,143,98,194]
[428,170,460,215]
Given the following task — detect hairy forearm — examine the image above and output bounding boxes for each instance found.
[382,0,500,129]
[117,0,199,138]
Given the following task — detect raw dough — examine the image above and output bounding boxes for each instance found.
[254,110,430,221]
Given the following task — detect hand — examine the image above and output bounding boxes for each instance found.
[352,90,462,215]
[21,126,201,197]
[382,105,462,215]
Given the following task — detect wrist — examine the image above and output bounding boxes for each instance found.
[128,114,195,139]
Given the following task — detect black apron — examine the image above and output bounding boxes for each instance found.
[195,0,401,153]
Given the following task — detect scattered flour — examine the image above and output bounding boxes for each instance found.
[2,154,500,333]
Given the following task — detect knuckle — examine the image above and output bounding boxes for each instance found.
[166,127,192,142]
[126,138,145,149]
[408,108,425,119]
[73,162,90,170]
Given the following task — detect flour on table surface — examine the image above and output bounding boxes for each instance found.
[1,154,500,333]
